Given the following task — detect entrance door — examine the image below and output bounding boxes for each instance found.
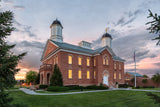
[103,72,108,85]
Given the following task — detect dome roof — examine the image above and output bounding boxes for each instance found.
[50,19,63,28]
[101,32,112,39]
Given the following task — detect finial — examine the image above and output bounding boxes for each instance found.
[105,28,108,32]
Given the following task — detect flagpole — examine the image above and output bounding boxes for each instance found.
[134,51,136,87]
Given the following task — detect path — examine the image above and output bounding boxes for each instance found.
[19,88,160,96]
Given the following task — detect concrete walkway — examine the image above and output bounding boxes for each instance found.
[19,88,160,96]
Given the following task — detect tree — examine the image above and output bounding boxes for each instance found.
[50,64,63,86]
[151,73,160,87]
[35,73,40,84]
[26,70,37,84]
[146,10,160,45]
[143,75,149,78]
[0,11,26,106]
[142,79,148,83]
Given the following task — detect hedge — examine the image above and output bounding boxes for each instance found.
[85,85,108,90]
[65,85,84,90]
[39,84,48,89]
[47,86,69,92]
[118,84,129,88]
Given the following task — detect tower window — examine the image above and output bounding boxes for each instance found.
[68,69,72,79]
[68,55,72,64]
[78,57,82,65]
[87,58,90,66]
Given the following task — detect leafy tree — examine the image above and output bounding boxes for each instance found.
[35,73,40,84]
[50,64,63,86]
[26,70,37,84]
[146,10,160,45]
[0,11,26,106]
[151,73,160,87]
[142,79,148,83]
[143,75,149,78]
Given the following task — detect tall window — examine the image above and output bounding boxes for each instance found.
[78,70,82,79]
[68,55,72,64]
[114,72,116,79]
[119,72,121,79]
[94,59,96,66]
[87,70,90,79]
[78,57,82,65]
[87,58,90,66]
[94,71,96,79]
[56,56,58,64]
[119,63,121,70]
[114,63,116,69]
[103,56,109,65]
[68,69,72,79]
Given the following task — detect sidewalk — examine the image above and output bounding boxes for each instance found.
[19,88,160,96]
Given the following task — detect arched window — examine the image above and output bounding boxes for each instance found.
[68,69,72,79]
[94,59,96,66]
[114,63,117,69]
[78,70,82,79]
[87,70,90,79]
[94,71,96,79]
[119,72,121,80]
[103,55,109,65]
[114,72,116,79]
[119,63,121,70]
[87,58,90,66]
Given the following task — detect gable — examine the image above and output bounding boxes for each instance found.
[41,40,58,61]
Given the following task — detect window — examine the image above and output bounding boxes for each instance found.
[78,70,82,79]
[68,55,72,64]
[119,73,121,79]
[87,58,90,66]
[68,70,72,79]
[103,56,109,65]
[94,71,96,79]
[114,63,116,69]
[119,63,121,70]
[78,57,82,65]
[87,70,90,79]
[114,72,116,79]
[94,59,96,66]
[56,56,58,64]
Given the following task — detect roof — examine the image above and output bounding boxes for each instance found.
[48,40,125,62]
[50,19,63,28]
[127,72,143,77]
[101,32,112,39]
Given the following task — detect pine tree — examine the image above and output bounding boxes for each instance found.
[50,64,63,86]
[146,10,160,45]
[0,11,26,107]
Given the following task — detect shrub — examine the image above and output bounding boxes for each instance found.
[118,84,129,88]
[85,85,108,90]
[39,85,48,89]
[65,85,84,90]
[148,86,155,88]
[142,79,148,83]
[132,86,140,89]
[47,86,69,92]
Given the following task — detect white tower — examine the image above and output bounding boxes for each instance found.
[50,19,63,42]
[101,28,112,48]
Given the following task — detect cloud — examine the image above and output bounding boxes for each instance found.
[13,20,37,37]
[20,40,45,49]
[13,5,25,10]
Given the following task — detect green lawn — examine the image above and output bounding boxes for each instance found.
[9,90,160,107]
[35,89,93,93]
[135,88,160,90]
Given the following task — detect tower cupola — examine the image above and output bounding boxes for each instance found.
[101,28,112,48]
[50,19,63,42]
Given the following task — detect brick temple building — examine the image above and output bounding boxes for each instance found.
[39,19,125,87]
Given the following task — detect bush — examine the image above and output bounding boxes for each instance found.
[39,85,48,89]
[148,86,155,88]
[132,86,140,89]
[85,85,108,90]
[119,84,129,88]
[47,86,69,92]
[65,85,84,90]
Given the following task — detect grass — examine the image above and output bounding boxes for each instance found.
[136,88,160,90]
[9,90,160,107]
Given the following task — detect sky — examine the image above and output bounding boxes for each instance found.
[0,0,160,79]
